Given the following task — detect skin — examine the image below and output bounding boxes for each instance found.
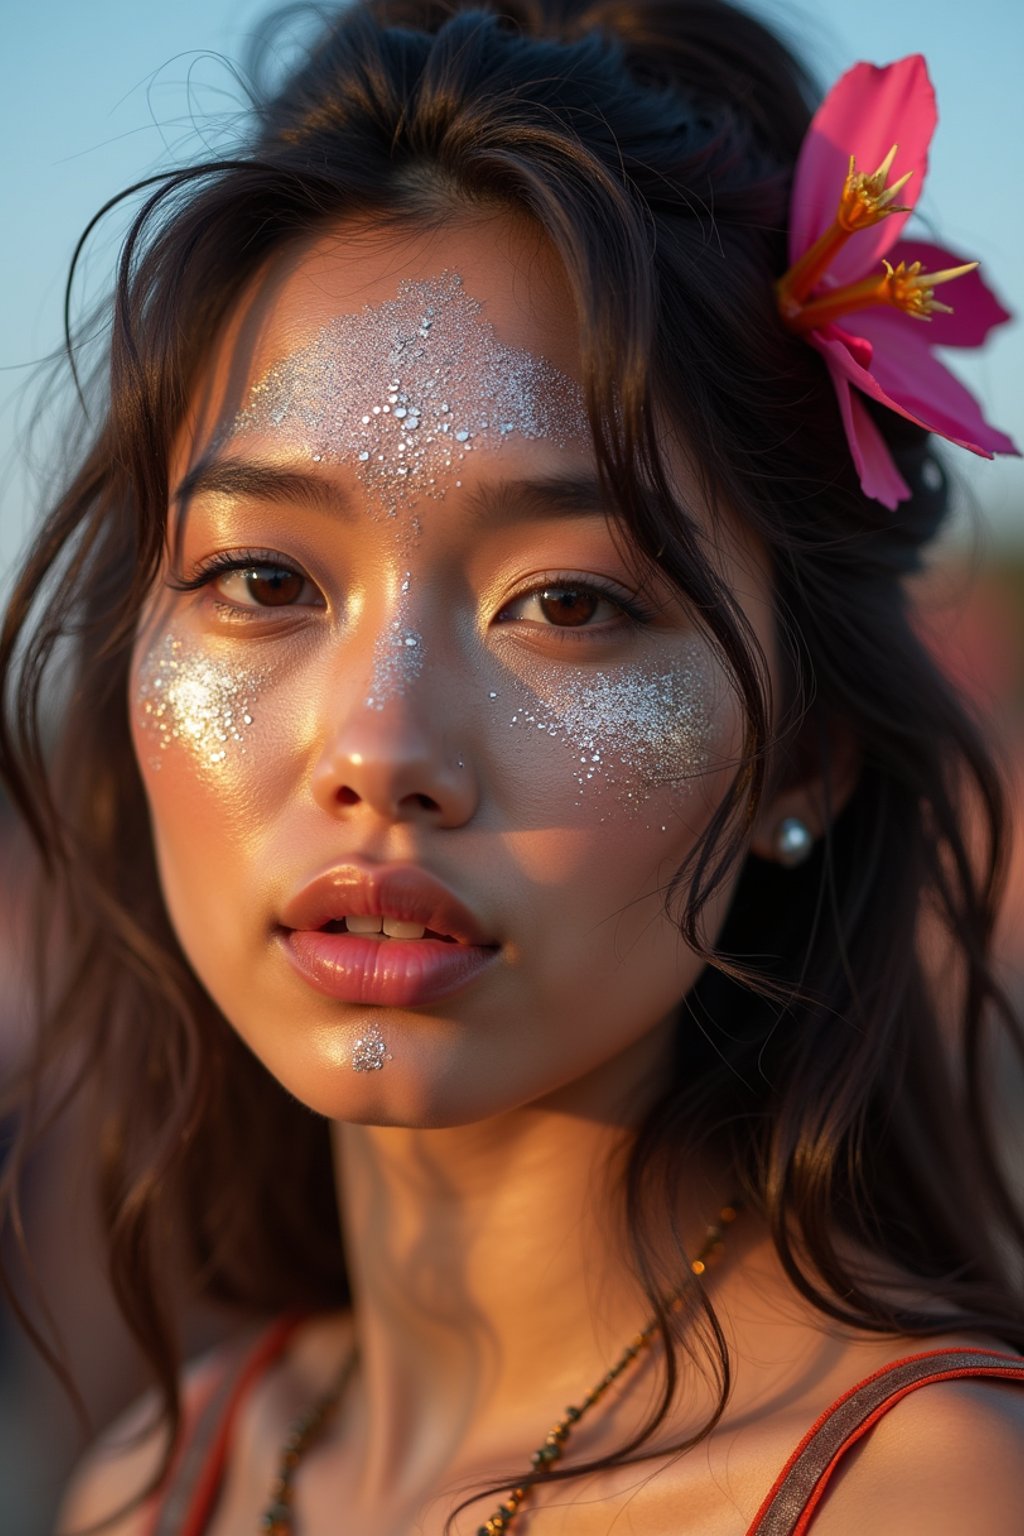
[62,214,1024,1535]
[131,216,759,1132]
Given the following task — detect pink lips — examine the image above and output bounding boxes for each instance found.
[277,864,500,1007]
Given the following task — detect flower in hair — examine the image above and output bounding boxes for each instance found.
[776,54,1018,508]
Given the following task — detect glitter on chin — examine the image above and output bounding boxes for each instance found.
[226,270,587,515]
[351,1023,393,1073]
[500,641,716,819]
[135,632,266,771]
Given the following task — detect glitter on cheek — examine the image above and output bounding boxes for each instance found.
[225,270,588,517]
[351,1023,393,1072]
[134,632,268,772]
[497,640,718,815]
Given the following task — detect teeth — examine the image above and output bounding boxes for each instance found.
[382,918,427,939]
[345,915,383,935]
[340,915,429,939]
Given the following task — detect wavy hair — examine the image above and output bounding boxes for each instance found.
[2,0,1022,1522]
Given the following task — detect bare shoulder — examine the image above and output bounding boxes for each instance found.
[808,1353,1024,1536]
[54,1335,241,1536]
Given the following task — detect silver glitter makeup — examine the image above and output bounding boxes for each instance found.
[365,572,424,710]
[228,271,586,512]
[351,1023,393,1073]
[502,641,715,812]
[135,632,266,770]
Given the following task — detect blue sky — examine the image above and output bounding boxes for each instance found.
[2,0,1022,583]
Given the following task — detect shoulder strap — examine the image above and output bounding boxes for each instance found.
[147,1315,307,1536]
[747,1347,1024,1536]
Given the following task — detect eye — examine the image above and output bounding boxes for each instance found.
[499,580,641,630]
[215,563,318,609]
[170,550,325,615]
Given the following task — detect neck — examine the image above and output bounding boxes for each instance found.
[330,1029,728,1497]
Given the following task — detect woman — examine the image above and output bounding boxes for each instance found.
[2,1,1023,1531]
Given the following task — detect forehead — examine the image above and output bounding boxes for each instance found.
[179,214,587,463]
[169,213,776,649]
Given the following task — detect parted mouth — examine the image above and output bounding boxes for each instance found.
[279,863,498,949]
[318,915,458,943]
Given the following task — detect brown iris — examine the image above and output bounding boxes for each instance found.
[539,586,600,627]
[242,566,305,606]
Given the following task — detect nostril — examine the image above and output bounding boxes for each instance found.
[336,786,360,806]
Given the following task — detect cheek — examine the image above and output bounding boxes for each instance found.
[129,628,306,906]
[133,630,266,774]
[488,643,740,983]
[488,639,734,830]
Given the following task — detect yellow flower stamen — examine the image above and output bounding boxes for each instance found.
[786,257,978,333]
[776,144,914,318]
[882,258,976,318]
[838,146,914,232]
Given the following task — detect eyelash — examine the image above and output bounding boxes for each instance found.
[499,572,655,640]
[168,548,320,623]
[170,549,656,638]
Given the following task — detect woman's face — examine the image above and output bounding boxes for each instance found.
[130,214,775,1126]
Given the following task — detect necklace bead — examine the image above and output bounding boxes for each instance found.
[261,1203,738,1533]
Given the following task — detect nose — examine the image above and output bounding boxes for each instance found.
[309,655,477,829]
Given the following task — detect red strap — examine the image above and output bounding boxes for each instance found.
[146,1335,1024,1536]
[746,1347,1024,1536]
[146,1314,309,1536]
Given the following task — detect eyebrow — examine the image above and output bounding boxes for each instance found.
[171,454,619,527]
[173,456,350,517]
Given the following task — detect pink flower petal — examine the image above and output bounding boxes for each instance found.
[790,56,936,285]
[844,317,1020,457]
[884,240,1013,347]
[816,324,1019,460]
[822,354,911,508]
[830,323,873,370]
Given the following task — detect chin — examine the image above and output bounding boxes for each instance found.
[262,1033,529,1129]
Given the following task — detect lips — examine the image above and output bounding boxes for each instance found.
[277,864,500,1007]
[279,864,497,946]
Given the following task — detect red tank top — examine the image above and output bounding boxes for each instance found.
[145,1319,1024,1536]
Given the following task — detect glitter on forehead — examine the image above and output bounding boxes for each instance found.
[228,271,586,511]
[135,632,265,770]
[502,642,714,814]
[352,1023,393,1072]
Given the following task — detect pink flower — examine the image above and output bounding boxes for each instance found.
[777,55,1018,509]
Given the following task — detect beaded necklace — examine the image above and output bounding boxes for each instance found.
[261,1202,739,1535]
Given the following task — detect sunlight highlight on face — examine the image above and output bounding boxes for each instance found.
[365,572,424,712]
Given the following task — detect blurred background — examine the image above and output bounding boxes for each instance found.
[1,1,1022,1531]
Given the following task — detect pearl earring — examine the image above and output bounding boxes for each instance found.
[773,816,814,867]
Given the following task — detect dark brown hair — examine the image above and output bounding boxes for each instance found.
[2,0,1022,1522]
